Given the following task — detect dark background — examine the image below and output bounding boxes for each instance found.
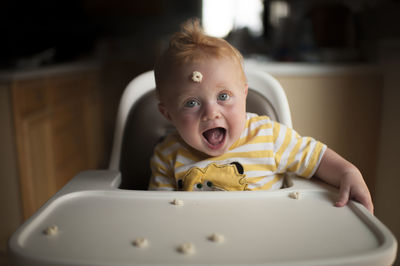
[1,0,399,70]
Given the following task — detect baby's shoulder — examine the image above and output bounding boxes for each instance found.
[154,132,181,150]
[246,112,274,127]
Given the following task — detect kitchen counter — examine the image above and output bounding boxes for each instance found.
[0,61,100,81]
[244,58,381,76]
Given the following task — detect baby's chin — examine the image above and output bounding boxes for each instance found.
[181,133,231,157]
[184,142,226,158]
[199,144,230,157]
[203,149,225,157]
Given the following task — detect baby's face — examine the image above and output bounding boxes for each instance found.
[158,57,248,157]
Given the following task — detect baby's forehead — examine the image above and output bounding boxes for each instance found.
[158,57,245,99]
[178,63,236,87]
[176,57,242,79]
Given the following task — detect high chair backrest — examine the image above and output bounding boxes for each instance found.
[109,69,292,190]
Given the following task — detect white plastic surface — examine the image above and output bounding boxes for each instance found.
[108,70,155,171]
[9,171,397,266]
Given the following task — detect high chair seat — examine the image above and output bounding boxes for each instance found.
[8,68,397,266]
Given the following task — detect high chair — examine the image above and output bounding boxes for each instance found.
[9,69,397,266]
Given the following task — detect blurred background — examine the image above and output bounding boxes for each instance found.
[1,0,399,67]
[1,0,400,265]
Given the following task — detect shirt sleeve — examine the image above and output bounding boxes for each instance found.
[272,121,327,178]
[148,141,177,190]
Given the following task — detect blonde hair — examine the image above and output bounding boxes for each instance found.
[154,18,245,96]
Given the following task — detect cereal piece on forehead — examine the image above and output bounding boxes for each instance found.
[191,71,203,83]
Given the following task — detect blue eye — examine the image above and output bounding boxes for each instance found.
[218,93,230,101]
[184,99,199,108]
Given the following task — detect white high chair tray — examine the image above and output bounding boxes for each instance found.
[9,171,397,266]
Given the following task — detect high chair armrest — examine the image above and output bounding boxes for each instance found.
[56,170,121,196]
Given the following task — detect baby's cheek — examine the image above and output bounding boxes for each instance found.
[226,104,246,118]
[176,118,199,142]
[172,113,193,130]
[179,112,199,123]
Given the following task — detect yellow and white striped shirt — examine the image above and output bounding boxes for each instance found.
[149,113,326,191]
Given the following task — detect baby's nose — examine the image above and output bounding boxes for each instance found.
[201,103,221,121]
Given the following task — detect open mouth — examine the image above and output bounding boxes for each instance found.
[202,127,226,147]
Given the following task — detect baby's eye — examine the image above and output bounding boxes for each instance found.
[218,92,230,101]
[184,99,199,108]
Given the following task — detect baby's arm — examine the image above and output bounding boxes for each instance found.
[315,148,374,214]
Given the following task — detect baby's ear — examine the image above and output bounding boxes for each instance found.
[244,83,249,97]
[158,102,171,121]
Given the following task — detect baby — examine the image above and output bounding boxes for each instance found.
[149,19,373,214]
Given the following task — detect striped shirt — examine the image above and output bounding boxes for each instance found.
[149,113,327,191]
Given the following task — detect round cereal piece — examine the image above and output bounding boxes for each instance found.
[171,198,184,206]
[44,225,59,236]
[289,191,300,199]
[208,233,225,243]
[177,242,195,254]
[191,71,203,83]
[133,237,149,248]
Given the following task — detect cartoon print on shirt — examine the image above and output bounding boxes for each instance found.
[177,162,248,191]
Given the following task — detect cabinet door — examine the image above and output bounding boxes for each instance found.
[12,79,56,219]
[82,73,105,169]
[48,74,91,190]
[51,99,88,190]
[12,70,105,219]
[20,111,56,218]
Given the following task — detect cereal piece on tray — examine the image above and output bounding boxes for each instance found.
[44,225,59,236]
[208,233,225,243]
[133,237,149,248]
[171,198,184,206]
[177,242,195,254]
[289,191,300,199]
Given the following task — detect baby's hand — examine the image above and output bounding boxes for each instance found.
[316,148,374,214]
[335,169,374,214]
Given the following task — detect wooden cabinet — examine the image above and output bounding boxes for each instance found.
[5,65,107,219]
